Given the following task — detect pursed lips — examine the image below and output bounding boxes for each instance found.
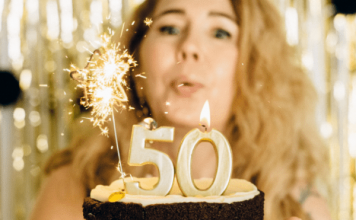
[171,76,204,97]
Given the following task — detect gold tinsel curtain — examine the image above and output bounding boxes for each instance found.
[0,0,355,219]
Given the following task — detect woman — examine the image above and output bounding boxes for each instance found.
[30,0,331,219]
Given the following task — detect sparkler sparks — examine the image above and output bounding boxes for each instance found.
[144,17,153,26]
[69,33,137,134]
[135,73,147,79]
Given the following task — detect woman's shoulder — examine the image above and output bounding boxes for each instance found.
[29,165,87,220]
[290,180,332,220]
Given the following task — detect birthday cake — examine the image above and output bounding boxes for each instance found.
[83,177,264,220]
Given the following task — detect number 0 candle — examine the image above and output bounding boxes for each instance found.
[176,100,233,197]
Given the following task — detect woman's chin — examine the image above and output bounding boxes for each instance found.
[154,112,201,130]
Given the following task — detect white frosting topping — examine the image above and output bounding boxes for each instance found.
[91,177,259,207]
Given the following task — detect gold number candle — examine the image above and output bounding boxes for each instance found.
[125,125,175,196]
[176,101,233,196]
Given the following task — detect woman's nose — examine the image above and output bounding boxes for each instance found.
[177,29,203,62]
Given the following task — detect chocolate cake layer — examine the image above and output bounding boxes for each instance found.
[83,191,264,220]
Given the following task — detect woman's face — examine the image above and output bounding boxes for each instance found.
[138,0,238,130]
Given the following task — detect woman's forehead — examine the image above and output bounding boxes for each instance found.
[153,0,236,19]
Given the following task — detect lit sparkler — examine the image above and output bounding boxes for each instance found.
[68,32,137,178]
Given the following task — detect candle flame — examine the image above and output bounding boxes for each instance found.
[200,100,210,129]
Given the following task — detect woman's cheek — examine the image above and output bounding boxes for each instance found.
[143,42,174,74]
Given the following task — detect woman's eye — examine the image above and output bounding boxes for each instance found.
[214,29,231,39]
[160,26,180,35]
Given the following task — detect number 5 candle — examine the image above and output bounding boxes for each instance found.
[125,125,175,196]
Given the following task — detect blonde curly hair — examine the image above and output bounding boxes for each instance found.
[45,0,329,219]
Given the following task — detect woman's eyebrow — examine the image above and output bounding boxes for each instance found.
[209,11,236,23]
[153,9,185,20]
